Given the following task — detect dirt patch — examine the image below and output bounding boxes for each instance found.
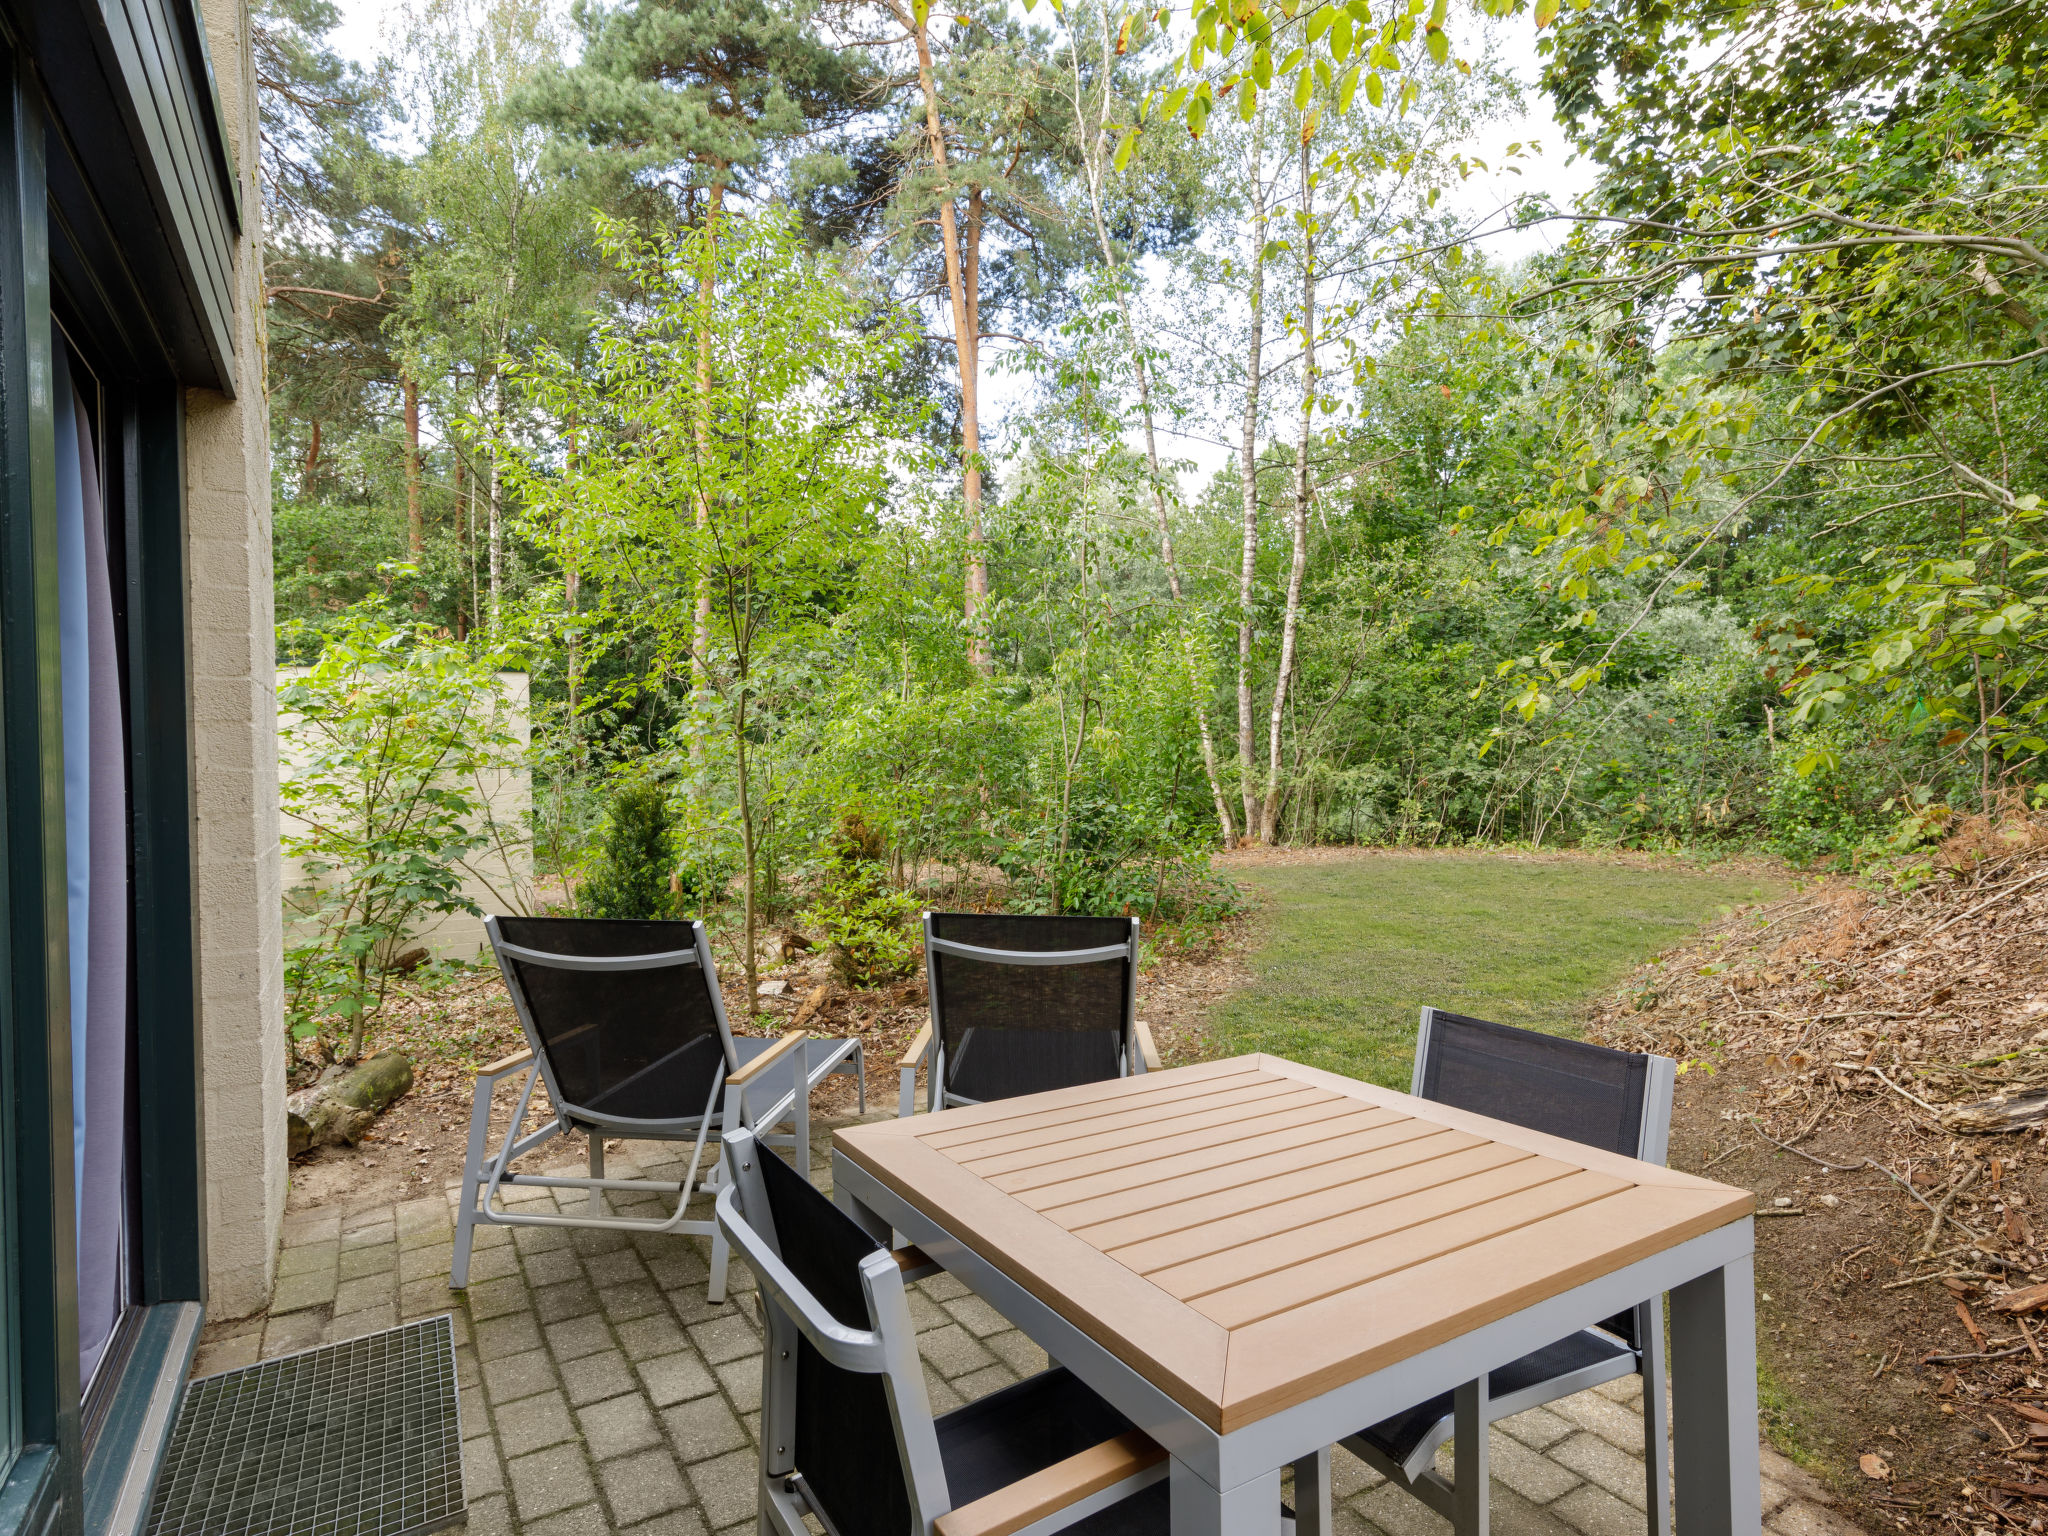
[289,915,1258,1215]
[1587,811,2048,1534]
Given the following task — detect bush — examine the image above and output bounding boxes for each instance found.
[579,775,679,920]
[802,813,919,987]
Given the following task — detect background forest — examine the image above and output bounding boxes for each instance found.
[261,0,2048,1046]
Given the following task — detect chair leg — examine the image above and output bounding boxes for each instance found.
[1641,1297,1671,1536]
[708,1219,731,1304]
[1453,1375,1489,1536]
[795,1074,812,1186]
[898,1065,917,1119]
[588,1135,606,1216]
[1290,1448,1331,1536]
[450,1068,498,1290]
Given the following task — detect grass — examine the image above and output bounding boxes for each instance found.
[1207,852,1783,1087]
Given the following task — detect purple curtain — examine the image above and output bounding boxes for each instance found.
[56,350,129,1388]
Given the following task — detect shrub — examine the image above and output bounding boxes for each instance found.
[578,774,680,920]
[802,813,920,987]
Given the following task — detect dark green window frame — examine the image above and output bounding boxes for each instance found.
[0,0,232,1526]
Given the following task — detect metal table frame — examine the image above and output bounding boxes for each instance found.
[834,1153,1759,1536]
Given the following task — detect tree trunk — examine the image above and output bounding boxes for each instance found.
[963,186,990,668]
[1238,156,1268,842]
[692,182,724,808]
[403,374,424,558]
[303,417,322,491]
[488,374,504,632]
[905,7,989,672]
[1067,6,1235,844]
[1262,132,1315,844]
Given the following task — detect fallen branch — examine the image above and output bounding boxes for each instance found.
[1749,1118,1862,1172]
[1927,869,2048,939]
[1944,1090,2048,1135]
[1920,1164,1986,1259]
[1924,1345,2029,1363]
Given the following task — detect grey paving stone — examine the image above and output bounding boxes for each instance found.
[580,1392,663,1460]
[919,1272,970,1302]
[662,1394,749,1461]
[545,1314,614,1364]
[399,1244,454,1284]
[331,1275,396,1315]
[463,1493,511,1536]
[514,1225,575,1256]
[983,1330,1049,1379]
[952,1365,1018,1403]
[483,1348,558,1407]
[1549,1389,1647,1455]
[923,1368,965,1416]
[686,1315,757,1365]
[474,1312,544,1362]
[463,1436,505,1500]
[601,1280,668,1323]
[573,1227,635,1257]
[496,1392,578,1458]
[941,1294,1014,1339]
[507,1443,599,1522]
[713,1359,760,1415]
[463,1243,523,1284]
[329,1304,399,1341]
[562,1350,637,1408]
[617,1313,689,1362]
[904,1289,953,1332]
[1770,1500,1866,1536]
[1498,1405,1577,1453]
[1331,1445,1385,1498]
[524,1246,585,1288]
[647,1252,711,1297]
[1548,1483,1643,1536]
[1592,1373,1644,1406]
[686,1448,758,1530]
[622,1508,709,1536]
[269,1268,338,1314]
[276,1241,339,1280]
[522,1502,611,1536]
[1485,1428,1584,1505]
[1487,1485,1578,1536]
[917,1323,995,1379]
[282,1210,342,1245]
[338,1244,397,1282]
[189,1334,262,1378]
[639,1351,718,1408]
[536,1279,602,1326]
[1547,1434,1646,1512]
[601,1447,693,1525]
[584,1248,650,1289]
[1355,1483,1452,1536]
[465,1275,533,1323]
[262,1308,329,1358]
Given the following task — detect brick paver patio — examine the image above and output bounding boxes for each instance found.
[194,1119,1862,1536]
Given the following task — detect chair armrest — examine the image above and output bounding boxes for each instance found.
[933,1431,1167,1536]
[727,1030,809,1089]
[480,1049,534,1079]
[1133,1019,1162,1073]
[898,1023,934,1069]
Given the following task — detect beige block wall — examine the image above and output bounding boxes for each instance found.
[279,671,534,963]
[190,0,288,1320]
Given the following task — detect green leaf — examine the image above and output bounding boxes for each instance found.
[1534,0,1558,24]
[1112,129,1140,170]
[1293,63,1314,108]
[1424,24,1448,61]
[1365,69,1384,105]
[1336,63,1362,111]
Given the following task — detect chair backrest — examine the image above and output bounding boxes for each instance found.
[924,912,1139,1104]
[487,915,735,1128]
[1412,1009,1675,1351]
[718,1130,942,1536]
[1412,1008,1672,1162]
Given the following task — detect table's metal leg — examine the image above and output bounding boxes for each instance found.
[795,1065,812,1185]
[1453,1375,1489,1536]
[1170,1459,1280,1536]
[1289,1448,1331,1536]
[588,1135,605,1215]
[1669,1251,1761,1536]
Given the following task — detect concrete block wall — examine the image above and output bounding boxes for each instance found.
[190,0,288,1321]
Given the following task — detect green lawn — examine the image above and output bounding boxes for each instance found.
[1207,853,1783,1087]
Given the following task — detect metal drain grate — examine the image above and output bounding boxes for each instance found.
[145,1315,465,1536]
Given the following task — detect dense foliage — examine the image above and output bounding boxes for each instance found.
[260,0,2048,1024]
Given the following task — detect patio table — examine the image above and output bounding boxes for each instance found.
[831,1053,1758,1536]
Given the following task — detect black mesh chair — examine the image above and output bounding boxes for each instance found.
[898,912,1159,1116]
[1335,1008,1675,1536]
[451,916,863,1302]
[715,1125,1181,1536]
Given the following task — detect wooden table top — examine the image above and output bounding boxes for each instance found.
[834,1054,1751,1434]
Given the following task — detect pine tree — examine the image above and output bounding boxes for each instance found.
[577,777,679,921]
